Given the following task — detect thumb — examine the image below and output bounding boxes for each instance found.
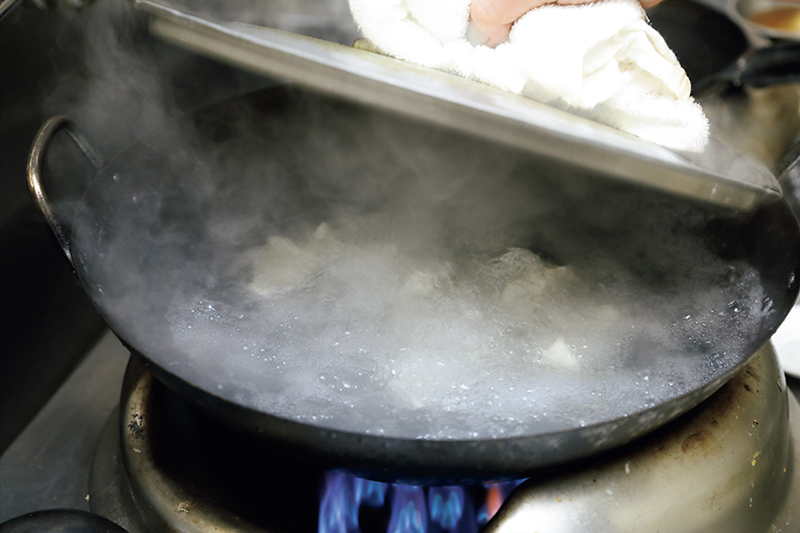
[470,0,555,46]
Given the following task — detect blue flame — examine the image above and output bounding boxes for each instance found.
[429,487,464,529]
[389,484,427,533]
[319,472,523,533]
[355,477,388,508]
[319,472,388,533]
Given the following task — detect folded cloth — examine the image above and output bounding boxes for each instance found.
[349,0,710,152]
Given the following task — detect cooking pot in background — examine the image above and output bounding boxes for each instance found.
[729,0,800,41]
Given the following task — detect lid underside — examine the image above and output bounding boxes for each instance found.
[135,0,782,211]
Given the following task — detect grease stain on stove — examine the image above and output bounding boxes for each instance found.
[743,367,761,395]
[681,429,713,454]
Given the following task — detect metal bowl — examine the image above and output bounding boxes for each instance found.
[729,0,800,41]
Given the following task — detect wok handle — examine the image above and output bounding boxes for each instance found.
[27,115,105,266]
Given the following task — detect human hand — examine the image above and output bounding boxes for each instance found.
[469,0,665,47]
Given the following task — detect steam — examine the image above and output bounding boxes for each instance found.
[43,0,272,158]
[72,89,769,440]
[47,1,772,440]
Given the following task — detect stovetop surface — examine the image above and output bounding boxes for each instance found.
[0,332,129,521]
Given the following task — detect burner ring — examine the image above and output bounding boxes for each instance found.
[89,345,800,532]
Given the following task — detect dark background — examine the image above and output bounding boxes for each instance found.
[1,3,107,454]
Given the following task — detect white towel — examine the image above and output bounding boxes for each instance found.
[349,0,710,152]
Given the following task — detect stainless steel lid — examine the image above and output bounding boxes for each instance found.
[135,0,782,211]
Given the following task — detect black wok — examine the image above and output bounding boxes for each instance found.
[29,87,800,484]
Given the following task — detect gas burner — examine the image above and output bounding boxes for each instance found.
[89,344,800,532]
[89,357,523,533]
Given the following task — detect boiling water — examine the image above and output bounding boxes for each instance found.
[161,212,766,439]
[83,94,771,440]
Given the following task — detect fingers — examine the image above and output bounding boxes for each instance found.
[469,0,666,47]
[470,0,555,46]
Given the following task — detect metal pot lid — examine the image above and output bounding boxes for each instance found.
[135,0,781,212]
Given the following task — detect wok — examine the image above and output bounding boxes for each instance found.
[29,87,800,484]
